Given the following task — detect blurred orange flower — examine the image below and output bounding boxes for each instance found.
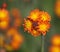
[49,46,60,52]
[51,35,60,46]
[55,0,60,17]
[0,9,10,30]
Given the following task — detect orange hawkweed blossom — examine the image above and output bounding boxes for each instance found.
[36,22,50,35]
[49,46,60,52]
[51,35,60,46]
[23,9,51,37]
[0,9,10,30]
[55,0,60,17]
[23,19,32,32]
[28,9,40,21]
[6,28,24,50]
[11,8,22,28]
[0,9,9,20]
[0,28,24,51]
[38,11,51,22]
[49,35,60,52]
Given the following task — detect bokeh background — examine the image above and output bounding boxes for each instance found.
[0,0,60,52]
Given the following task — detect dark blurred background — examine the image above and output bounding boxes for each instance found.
[0,0,60,52]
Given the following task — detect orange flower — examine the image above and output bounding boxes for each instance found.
[24,9,51,36]
[38,11,51,22]
[7,28,24,50]
[55,0,60,17]
[23,19,32,32]
[49,46,60,52]
[51,35,60,46]
[36,22,50,35]
[28,9,40,21]
[31,29,40,37]
[0,9,10,30]
[0,21,9,30]
[0,9,9,21]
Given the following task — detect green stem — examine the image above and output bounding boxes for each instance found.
[41,35,44,52]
